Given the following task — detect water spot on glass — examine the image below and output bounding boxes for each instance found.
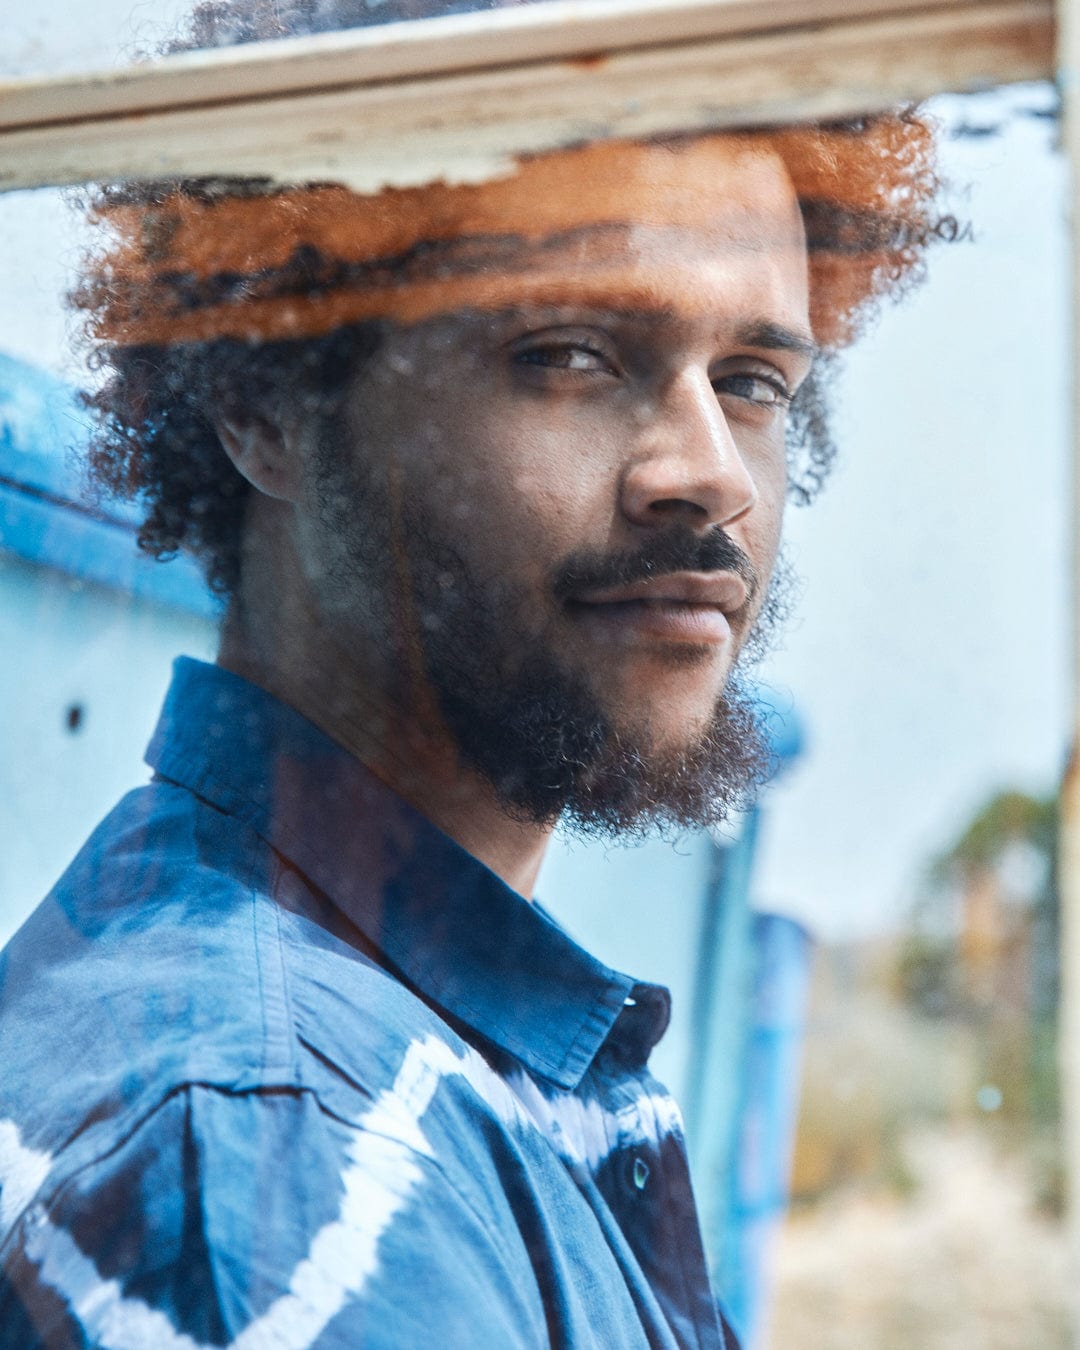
[976,1084,1003,1112]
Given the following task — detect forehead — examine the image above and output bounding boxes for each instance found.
[97,134,808,347]
[383,143,809,331]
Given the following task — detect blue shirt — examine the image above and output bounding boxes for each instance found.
[0,658,735,1349]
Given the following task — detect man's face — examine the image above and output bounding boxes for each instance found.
[295,143,812,834]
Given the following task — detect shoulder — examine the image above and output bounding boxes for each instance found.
[1,780,284,1156]
[0,781,535,1235]
[0,1080,548,1348]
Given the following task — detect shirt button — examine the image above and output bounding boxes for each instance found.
[632,1157,650,1192]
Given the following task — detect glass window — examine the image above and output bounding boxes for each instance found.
[0,3,1067,1346]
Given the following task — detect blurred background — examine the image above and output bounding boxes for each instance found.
[0,7,1071,1346]
[757,82,1070,1350]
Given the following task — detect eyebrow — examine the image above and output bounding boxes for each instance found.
[485,298,819,360]
[734,320,818,360]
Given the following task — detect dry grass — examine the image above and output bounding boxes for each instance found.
[766,1115,1068,1348]
[761,935,1068,1349]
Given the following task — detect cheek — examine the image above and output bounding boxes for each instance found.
[460,472,598,595]
[434,403,616,560]
[738,444,787,565]
[730,423,787,534]
[747,493,786,590]
[353,343,622,573]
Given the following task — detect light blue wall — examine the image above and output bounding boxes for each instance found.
[538,827,716,1102]
[0,349,218,944]
[0,553,214,945]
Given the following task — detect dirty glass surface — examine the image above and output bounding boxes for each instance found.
[0,0,1069,1344]
[4,0,556,79]
[756,83,1069,1350]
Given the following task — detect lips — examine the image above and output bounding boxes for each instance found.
[566,570,748,645]
[571,570,749,610]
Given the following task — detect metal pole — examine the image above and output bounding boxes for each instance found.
[1058,0,1080,1340]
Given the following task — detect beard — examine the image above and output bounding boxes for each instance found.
[314,445,794,842]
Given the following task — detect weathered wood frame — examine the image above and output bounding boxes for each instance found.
[0,0,1056,192]
[1,0,1077,1335]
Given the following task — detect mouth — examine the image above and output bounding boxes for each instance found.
[565,570,748,646]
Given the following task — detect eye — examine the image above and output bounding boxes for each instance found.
[514,342,615,373]
[713,370,793,409]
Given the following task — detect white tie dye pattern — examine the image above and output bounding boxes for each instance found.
[0,1118,52,1235]
[5,1034,530,1350]
[504,1067,684,1173]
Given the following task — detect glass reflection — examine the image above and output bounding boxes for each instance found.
[0,0,1067,1340]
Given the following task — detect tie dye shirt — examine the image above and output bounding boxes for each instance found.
[0,658,735,1349]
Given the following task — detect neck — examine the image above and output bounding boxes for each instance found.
[217,569,552,901]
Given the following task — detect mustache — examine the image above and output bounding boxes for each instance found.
[551,527,760,607]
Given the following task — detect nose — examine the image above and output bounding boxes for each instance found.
[619,368,758,530]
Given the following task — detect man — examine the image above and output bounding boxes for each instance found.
[0,3,947,1340]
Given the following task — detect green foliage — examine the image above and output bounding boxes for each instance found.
[896,930,958,1018]
[928,789,1057,889]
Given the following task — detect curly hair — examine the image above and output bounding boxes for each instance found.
[72,3,958,598]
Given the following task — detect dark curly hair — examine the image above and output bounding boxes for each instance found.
[72,3,959,598]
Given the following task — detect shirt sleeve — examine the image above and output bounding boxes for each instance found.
[0,1084,550,1349]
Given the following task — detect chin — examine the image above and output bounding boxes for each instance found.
[604,699,720,762]
[612,669,732,731]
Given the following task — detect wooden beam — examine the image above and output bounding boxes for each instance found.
[0,0,1054,194]
[0,0,1025,132]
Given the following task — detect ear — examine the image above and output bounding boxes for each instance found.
[215,413,303,503]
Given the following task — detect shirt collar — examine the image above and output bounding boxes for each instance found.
[146,657,650,1090]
